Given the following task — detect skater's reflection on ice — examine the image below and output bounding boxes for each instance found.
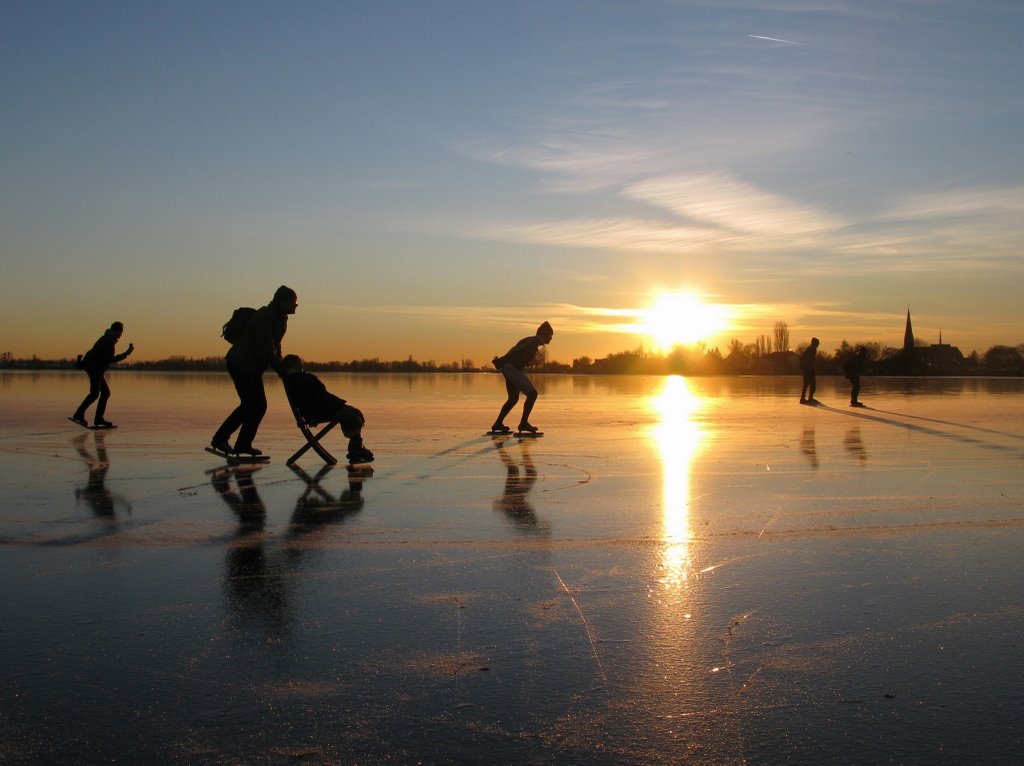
[73,430,131,519]
[844,426,868,463]
[650,376,706,590]
[211,464,266,533]
[211,466,285,641]
[493,438,548,533]
[800,425,820,470]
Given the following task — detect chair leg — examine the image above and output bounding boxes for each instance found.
[308,422,339,464]
[287,442,311,465]
[287,421,340,466]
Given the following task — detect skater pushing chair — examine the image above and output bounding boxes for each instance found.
[278,355,374,467]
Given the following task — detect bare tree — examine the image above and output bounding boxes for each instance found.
[755,334,772,357]
[773,321,790,353]
[526,345,547,371]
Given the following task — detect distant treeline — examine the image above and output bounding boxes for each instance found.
[569,341,1024,376]
[0,353,498,374]
[3,342,1023,376]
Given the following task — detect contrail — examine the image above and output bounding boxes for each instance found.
[748,34,799,45]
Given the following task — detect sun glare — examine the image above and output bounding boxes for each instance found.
[639,292,731,351]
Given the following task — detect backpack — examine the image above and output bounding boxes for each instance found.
[222,307,257,345]
[74,347,95,369]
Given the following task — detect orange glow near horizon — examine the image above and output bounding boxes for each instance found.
[637,292,732,352]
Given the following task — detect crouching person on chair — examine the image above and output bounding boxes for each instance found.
[278,355,374,465]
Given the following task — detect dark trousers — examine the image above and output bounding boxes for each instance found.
[800,371,816,400]
[309,397,364,448]
[213,364,267,450]
[848,375,861,403]
[338,404,365,449]
[74,369,110,421]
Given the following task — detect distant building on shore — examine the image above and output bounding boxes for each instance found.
[899,310,965,373]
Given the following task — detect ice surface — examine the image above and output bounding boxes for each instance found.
[1,371,1023,763]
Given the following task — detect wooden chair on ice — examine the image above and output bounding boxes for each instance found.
[284,390,341,466]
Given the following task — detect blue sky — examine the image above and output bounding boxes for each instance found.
[2,0,1022,363]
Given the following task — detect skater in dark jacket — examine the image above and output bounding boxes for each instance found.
[490,321,554,434]
[211,285,297,458]
[278,355,374,464]
[799,337,820,405]
[842,346,868,407]
[70,321,134,428]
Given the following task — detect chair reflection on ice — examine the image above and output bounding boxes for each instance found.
[288,464,370,529]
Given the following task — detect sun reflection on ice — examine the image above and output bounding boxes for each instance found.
[650,376,706,591]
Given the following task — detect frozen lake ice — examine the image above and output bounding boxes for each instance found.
[1,371,1023,763]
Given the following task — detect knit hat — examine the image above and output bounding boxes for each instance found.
[273,285,298,305]
[537,321,553,337]
[280,354,303,372]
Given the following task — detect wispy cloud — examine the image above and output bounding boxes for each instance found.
[458,134,661,193]
[470,170,1024,281]
[622,173,849,235]
[475,172,851,262]
[882,185,1024,220]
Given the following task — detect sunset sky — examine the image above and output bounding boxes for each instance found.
[3,1,1022,364]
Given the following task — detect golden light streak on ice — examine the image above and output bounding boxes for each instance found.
[650,375,707,591]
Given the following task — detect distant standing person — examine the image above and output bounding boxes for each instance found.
[211,285,298,458]
[490,321,554,435]
[799,337,820,405]
[843,346,868,408]
[70,321,134,428]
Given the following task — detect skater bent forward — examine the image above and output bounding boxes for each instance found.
[211,285,297,458]
[490,321,554,434]
[70,321,134,428]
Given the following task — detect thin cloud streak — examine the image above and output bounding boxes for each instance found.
[748,35,800,45]
[315,303,632,337]
[882,185,1024,220]
[488,218,736,253]
[622,173,849,235]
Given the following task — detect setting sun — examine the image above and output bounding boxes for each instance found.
[638,292,731,351]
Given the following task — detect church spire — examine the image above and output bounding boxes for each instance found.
[903,308,914,351]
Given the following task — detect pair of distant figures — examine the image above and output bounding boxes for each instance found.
[799,338,867,408]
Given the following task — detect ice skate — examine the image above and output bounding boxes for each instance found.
[516,422,543,438]
[347,446,375,465]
